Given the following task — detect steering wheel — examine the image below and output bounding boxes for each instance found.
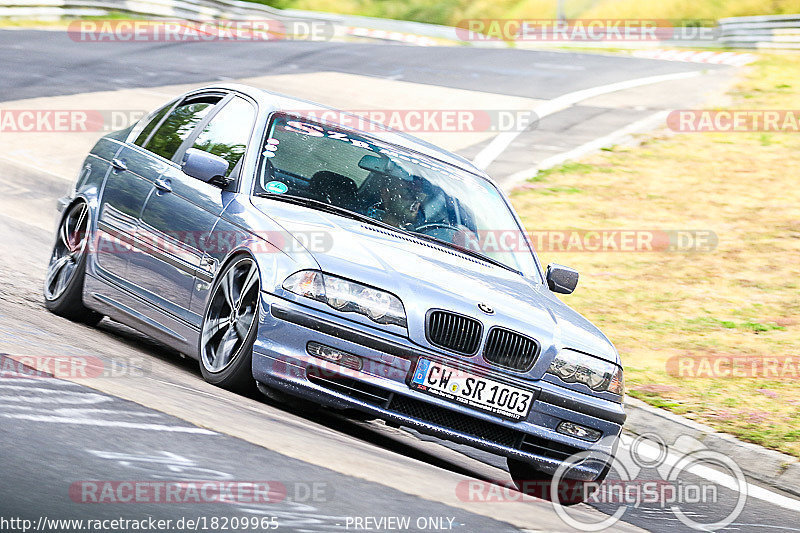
[414,222,461,234]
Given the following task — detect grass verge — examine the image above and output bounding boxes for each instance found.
[510,53,800,456]
[0,12,142,28]
[256,0,800,27]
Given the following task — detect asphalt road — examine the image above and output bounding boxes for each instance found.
[0,375,521,533]
[0,32,711,101]
[0,29,797,532]
[0,30,736,185]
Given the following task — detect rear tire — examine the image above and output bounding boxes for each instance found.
[43,201,103,326]
[198,255,260,393]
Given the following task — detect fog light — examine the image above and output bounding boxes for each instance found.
[556,421,602,442]
[307,342,362,371]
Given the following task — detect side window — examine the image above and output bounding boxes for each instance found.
[146,100,217,161]
[133,102,173,147]
[190,97,256,178]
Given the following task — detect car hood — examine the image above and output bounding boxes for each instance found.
[252,198,618,367]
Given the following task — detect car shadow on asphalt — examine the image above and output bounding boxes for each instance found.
[95,316,514,489]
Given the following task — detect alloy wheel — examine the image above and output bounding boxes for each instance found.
[201,257,260,373]
[44,202,90,301]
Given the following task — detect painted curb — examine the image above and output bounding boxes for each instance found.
[624,396,800,498]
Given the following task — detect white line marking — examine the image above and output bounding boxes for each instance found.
[0,413,217,434]
[725,525,800,531]
[0,385,83,392]
[88,449,197,465]
[53,408,159,417]
[0,377,73,385]
[0,391,110,404]
[626,435,800,513]
[503,110,668,186]
[472,70,702,170]
[0,405,161,417]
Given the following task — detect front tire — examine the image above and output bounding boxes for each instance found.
[198,255,260,393]
[43,201,103,326]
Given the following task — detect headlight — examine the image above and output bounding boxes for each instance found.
[283,270,407,328]
[547,349,624,395]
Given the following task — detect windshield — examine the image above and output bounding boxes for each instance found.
[255,114,540,278]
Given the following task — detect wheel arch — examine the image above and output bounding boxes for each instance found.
[214,248,262,286]
[57,194,102,247]
[201,248,265,323]
[216,241,300,296]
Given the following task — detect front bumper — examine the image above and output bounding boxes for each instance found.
[252,293,625,481]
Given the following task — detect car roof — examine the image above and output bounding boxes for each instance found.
[196,83,492,181]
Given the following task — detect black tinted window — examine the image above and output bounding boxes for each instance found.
[146,101,215,160]
[191,97,256,177]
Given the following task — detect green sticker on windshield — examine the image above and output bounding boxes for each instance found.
[265,181,288,194]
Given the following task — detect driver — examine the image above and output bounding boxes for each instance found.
[367,172,426,230]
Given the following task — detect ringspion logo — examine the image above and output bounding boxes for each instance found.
[457,434,747,531]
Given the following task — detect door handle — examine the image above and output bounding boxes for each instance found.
[199,255,217,271]
[153,178,172,193]
[111,158,127,172]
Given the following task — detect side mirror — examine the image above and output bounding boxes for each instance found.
[182,148,229,184]
[546,264,579,294]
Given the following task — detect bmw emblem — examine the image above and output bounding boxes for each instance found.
[478,303,494,314]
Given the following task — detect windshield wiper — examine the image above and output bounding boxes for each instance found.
[405,231,521,274]
[256,193,521,274]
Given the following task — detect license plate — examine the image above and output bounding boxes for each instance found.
[409,359,534,420]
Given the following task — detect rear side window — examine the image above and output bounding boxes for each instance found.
[145,100,217,161]
[190,97,256,177]
[133,102,173,147]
